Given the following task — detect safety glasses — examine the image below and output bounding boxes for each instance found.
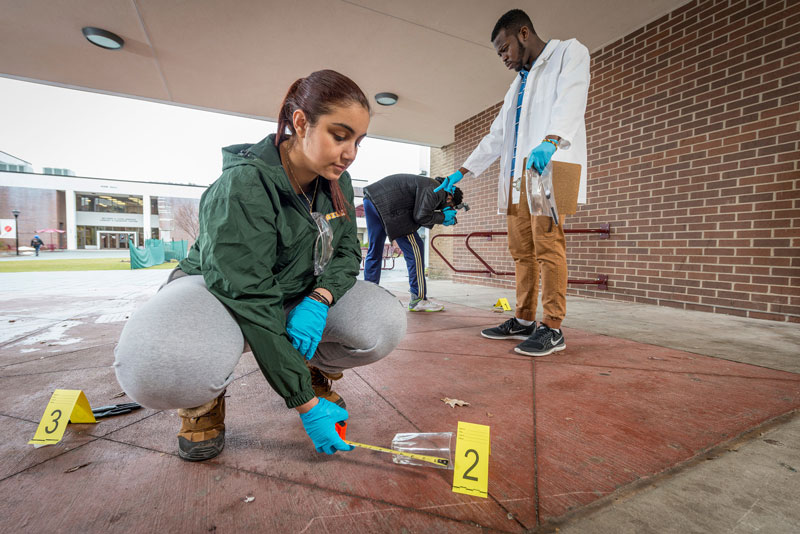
[311,212,334,275]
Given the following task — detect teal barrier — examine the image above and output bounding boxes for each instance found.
[164,240,188,261]
[130,239,189,269]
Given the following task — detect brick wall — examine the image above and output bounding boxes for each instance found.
[442,0,800,322]
[0,185,63,251]
[444,101,519,291]
[428,143,456,278]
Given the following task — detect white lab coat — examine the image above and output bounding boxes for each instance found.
[463,38,591,214]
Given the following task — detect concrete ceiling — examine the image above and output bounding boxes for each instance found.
[0,0,690,147]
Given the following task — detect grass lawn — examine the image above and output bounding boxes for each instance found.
[0,258,178,273]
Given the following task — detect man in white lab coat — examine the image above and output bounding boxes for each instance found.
[436,9,590,357]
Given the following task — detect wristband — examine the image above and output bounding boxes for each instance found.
[309,291,331,306]
[543,138,559,148]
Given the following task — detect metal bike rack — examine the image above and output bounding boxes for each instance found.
[430,224,610,290]
[360,245,399,271]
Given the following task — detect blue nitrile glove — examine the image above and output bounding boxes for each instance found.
[433,170,463,194]
[526,141,557,175]
[286,297,328,359]
[299,398,355,454]
[442,207,457,226]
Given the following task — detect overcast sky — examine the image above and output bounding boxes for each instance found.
[0,77,429,186]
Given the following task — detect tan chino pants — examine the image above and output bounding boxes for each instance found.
[506,177,567,329]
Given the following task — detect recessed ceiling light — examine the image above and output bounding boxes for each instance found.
[375,92,398,106]
[82,27,124,50]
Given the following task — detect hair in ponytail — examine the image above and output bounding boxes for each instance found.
[275,70,371,219]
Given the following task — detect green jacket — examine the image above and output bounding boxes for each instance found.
[179,134,361,408]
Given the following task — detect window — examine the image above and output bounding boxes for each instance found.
[0,163,30,172]
[76,193,143,214]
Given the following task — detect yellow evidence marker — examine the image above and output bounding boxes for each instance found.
[493,298,512,311]
[29,389,96,447]
[452,421,491,498]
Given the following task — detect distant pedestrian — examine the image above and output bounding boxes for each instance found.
[30,235,44,256]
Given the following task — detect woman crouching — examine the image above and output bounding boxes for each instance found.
[114,69,406,461]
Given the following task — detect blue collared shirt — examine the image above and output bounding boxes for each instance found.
[509,69,529,176]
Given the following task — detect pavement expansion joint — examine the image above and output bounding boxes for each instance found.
[0,342,116,369]
[122,440,520,533]
[350,368,423,430]
[534,360,800,381]
[393,346,532,360]
[0,423,99,485]
[0,364,113,379]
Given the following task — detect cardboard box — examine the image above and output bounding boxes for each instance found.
[552,161,581,215]
[512,159,582,217]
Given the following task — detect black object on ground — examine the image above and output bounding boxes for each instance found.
[92,402,142,419]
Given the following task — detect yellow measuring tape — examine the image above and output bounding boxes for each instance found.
[344,439,450,467]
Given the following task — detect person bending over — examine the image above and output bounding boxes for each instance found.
[363,174,463,312]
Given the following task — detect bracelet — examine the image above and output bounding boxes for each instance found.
[309,290,331,307]
[543,138,559,148]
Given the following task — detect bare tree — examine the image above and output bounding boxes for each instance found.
[174,202,200,241]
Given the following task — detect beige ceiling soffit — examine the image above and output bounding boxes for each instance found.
[340,0,492,50]
[132,0,172,100]
[0,73,439,147]
[0,73,273,122]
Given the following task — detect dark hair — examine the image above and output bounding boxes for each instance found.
[433,177,464,207]
[275,69,371,218]
[491,9,535,42]
[452,187,464,207]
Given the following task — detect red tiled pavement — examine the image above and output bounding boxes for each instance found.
[1,299,798,532]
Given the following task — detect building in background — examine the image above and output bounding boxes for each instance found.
[0,151,377,252]
[0,151,34,174]
[1,153,205,251]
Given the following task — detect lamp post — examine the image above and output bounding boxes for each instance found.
[11,209,20,256]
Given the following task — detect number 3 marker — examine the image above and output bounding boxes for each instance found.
[29,390,96,446]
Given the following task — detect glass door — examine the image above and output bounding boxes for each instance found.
[98,231,139,249]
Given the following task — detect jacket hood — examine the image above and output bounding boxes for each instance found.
[221,134,293,194]
[222,134,282,169]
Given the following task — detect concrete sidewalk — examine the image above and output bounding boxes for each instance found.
[0,268,798,533]
[387,275,800,533]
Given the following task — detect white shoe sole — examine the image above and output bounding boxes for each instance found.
[481,332,531,340]
[514,343,566,357]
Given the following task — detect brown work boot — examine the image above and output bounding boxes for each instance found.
[177,391,226,461]
[308,363,346,408]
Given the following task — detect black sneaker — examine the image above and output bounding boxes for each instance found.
[514,325,566,356]
[481,317,536,340]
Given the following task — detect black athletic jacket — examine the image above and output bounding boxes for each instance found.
[363,174,449,241]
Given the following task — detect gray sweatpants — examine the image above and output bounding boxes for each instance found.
[114,271,407,410]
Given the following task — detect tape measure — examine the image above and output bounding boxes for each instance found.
[344,439,450,468]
